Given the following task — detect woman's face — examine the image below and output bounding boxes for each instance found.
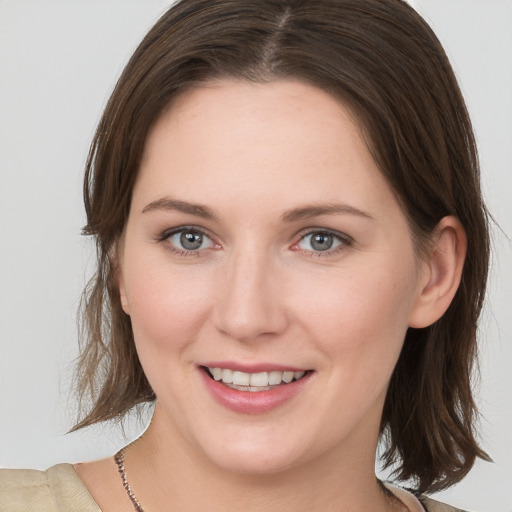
[118,80,430,474]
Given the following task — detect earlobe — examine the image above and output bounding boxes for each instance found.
[111,240,131,316]
[408,216,467,328]
[119,277,130,315]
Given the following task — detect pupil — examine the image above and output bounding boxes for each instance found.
[180,231,203,250]
[311,233,333,251]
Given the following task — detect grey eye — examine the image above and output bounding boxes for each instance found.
[180,231,204,250]
[310,233,333,251]
[298,231,346,253]
[168,229,214,251]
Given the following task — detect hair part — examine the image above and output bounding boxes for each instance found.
[74,0,490,492]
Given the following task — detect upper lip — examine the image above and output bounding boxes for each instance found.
[199,362,310,373]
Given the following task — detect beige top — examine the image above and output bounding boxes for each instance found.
[0,464,99,512]
[0,464,465,512]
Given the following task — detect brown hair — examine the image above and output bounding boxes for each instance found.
[74,0,490,493]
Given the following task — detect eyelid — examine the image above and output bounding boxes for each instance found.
[295,226,353,241]
[156,225,352,257]
[292,228,353,255]
[160,225,207,238]
[157,225,221,255]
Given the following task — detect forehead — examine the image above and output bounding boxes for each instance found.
[134,79,399,222]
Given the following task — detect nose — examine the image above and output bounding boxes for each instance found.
[213,249,289,342]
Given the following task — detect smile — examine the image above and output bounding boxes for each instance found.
[206,367,307,391]
[200,364,313,413]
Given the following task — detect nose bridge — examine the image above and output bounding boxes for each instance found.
[214,243,287,341]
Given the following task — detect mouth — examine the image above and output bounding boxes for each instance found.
[202,366,311,392]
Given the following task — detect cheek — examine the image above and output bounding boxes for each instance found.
[124,264,216,407]
[122,255,213,355]
[291,258,417,366]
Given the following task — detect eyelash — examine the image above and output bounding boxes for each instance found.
[157,226,218,257]
[157,226,353,258]
[293,229,353,257]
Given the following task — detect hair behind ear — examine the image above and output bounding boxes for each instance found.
[71,245,154,432]
[381,219,490,492]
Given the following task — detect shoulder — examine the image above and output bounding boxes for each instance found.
[0,464,100,512]
[383,482,468,512]
[419,494,468,512]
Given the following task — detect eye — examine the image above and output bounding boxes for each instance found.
[296,230,351,254]
[165,227,217,253]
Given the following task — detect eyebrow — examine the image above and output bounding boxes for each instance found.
[280,203,374,223]
[141,197,374,223]
[142,198,216,219]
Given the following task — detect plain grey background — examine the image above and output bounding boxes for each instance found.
[0,1,510,510]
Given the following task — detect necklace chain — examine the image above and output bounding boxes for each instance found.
[114,445,409,512]
[114,447,146,512]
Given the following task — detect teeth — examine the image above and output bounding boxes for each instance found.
[268,371,282,385]
[207,367,307,389]
[282,371,294,383]
[232,371,250,386]
[249,372,269,387]
[221,369,233,383]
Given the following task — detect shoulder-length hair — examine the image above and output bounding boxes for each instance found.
[74,0,490,493]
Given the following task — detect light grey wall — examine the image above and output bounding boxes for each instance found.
[407,2,512,510]
[0,1,510,511]
[0,0,172,466]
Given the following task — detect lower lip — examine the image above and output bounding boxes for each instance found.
[199,369,313,414]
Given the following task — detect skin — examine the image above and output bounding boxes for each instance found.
[75,80,466,512]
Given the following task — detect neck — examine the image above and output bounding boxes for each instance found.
[123,408,397,512]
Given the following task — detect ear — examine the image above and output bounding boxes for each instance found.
[118,272,130,315]
[111,238,131,316]
[408,216,467,328]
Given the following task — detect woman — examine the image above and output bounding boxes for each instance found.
[0,0,493,510]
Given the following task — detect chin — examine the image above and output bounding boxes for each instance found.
[195,429,307,476]
[208,450,301,476]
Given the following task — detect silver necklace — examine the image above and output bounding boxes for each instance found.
[114,446,409,512]
[114,447,146,512]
